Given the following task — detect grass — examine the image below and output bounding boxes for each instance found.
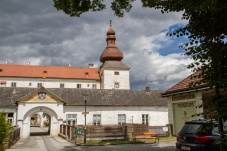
[159,137,176,141]
[78,137,176,145]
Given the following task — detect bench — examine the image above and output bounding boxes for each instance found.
[132,132,159,143]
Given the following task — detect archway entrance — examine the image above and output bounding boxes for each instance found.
[21,106,59,138]
[30,112,51,136]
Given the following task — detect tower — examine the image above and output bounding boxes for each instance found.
[99,21,130,90]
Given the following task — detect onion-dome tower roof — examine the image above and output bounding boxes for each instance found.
[100,21,124,63]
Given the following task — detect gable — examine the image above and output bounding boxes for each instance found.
[17,87,65,104]
[23,92,58,103]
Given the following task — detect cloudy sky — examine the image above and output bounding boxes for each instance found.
[0,0,193,91]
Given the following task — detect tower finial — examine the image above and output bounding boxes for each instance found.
[110,20,112,26]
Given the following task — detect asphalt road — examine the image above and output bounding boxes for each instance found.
[7,135,176,151]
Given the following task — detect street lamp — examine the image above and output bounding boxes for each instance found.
[83,92,88,144]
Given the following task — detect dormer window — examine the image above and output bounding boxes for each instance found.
[114,71,119,75]
[85,72,89,75]
[43,70,47,73]
[0,69,3,72]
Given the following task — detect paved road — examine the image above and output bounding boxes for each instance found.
[7,135,176,151]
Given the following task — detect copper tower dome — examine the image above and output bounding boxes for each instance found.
[100,21,124,63]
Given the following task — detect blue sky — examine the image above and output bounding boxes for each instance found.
[157,24,188,56]
[0,0,192,91]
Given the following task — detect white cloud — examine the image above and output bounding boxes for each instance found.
[0,0,192,91]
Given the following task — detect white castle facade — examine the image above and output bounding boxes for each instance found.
[0,24,168,138]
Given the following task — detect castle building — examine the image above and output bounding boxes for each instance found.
[0,24,168,138]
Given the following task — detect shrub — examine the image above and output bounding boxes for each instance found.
[0,113,12,151]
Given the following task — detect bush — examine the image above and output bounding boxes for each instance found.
[0,113,12,151]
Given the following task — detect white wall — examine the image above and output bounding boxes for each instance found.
[167,91,204,135]
[102,70,130,90]
[0,77,100,89]
[64,106,168,126]
[17,102,64,138]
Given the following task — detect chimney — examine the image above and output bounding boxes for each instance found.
[88,63,94,68]
[0,81,7,85]
[146,86,151,92]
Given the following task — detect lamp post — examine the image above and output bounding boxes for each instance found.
[83,92,88,144]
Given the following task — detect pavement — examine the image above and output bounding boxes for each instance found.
[7,127,176,151]
[7,137,176,151]
[30,127,49,136]
[30,126,48,132]
[7,136,75,151]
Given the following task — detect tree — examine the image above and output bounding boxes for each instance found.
[53,0,227,150]
[0,113,11,151]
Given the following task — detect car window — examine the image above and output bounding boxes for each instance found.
[224,122,227,132]
[212,126,219,135]
[179,124,203,134]
[199,123,214,135]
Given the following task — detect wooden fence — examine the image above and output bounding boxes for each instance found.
[59,124,126,143]
[6,126,20,149]
[58,123,155,143]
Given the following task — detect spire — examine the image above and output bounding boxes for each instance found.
[100,22,124,63]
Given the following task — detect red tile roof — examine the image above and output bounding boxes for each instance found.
[0,64,100,80]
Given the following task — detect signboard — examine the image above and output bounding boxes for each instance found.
[172,94,195,101]
[76,129,82,135]
[163,127,168,132]
[82,112,89,114]
[177,102,194,108]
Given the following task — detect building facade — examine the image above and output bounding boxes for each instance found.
[0,24,168,139]
[161,72,213,135]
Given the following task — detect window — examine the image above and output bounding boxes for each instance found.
[37,83,42,88]
[77,84,81,88]
[60,83,64,88]
[118,114,126,125]
[8,113,13,117]
[92,84,97,89]
[114,82,119,88]
[93,114,101,126]
[142,114,149,125]
[66,114,77,126]
[7,113,14,125]
[29,83,32,86]
[7,119,13,124]
[114,71,119,75]
[87,84,89,87]
[11,82,16,87]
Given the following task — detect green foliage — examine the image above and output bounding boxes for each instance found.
[53,0,106,17]
[53,0,135,17]
[0,113,12,151]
